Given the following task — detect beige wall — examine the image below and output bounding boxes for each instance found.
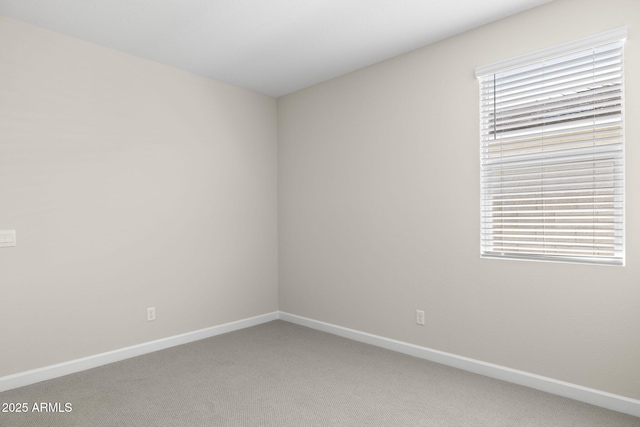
[0,17,278,377]
[278,0,640,399]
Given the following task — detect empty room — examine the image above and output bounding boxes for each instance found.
[1,0,639,425]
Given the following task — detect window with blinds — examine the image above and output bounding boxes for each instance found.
[476,29,626,265]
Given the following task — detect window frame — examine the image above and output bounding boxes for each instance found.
[476,28,627,266]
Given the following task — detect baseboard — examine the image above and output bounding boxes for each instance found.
[278,311,640,418]
[0,311,278,393]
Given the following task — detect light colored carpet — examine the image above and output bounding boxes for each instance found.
[0,320,638,426]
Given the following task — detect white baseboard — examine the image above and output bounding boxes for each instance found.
[278,311,640,418]
[0,311,278,393]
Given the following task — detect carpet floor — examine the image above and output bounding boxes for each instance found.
[0,320,638,426]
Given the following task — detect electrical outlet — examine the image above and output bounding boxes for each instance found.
[416,310,425,325]
[147,307,156,322]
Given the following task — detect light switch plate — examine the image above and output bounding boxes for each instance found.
[0,230,16,247]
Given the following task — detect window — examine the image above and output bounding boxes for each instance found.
[476,28,626,265]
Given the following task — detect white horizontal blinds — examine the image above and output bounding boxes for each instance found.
[479,36,624,265]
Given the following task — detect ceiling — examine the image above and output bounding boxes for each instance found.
[0,0,552,97]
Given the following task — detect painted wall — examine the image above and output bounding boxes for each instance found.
[0,17,278,377]
[278,0,640,399]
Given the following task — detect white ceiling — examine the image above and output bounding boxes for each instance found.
[0,0,551,97]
